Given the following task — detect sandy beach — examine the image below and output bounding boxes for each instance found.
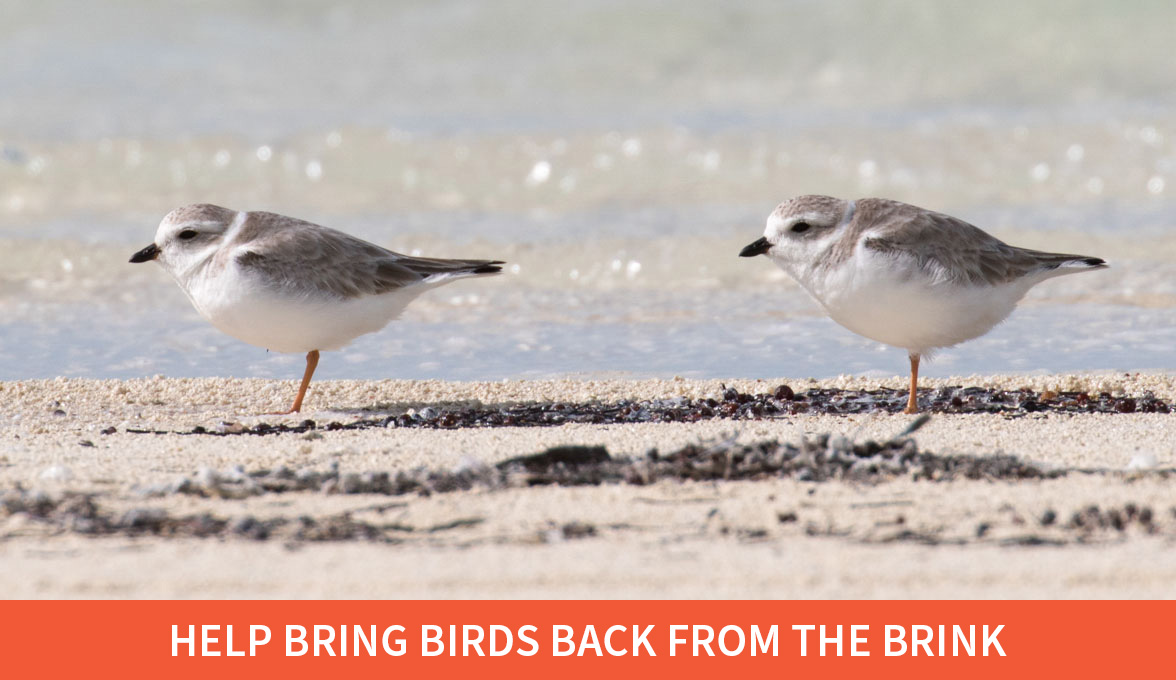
[2,374,1174,598]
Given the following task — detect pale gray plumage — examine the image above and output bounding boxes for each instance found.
[783,196,1105,285]
[743,194,1108,413]
[222,208,503,299]
[129,203,504,414]
[847,198,1104,285]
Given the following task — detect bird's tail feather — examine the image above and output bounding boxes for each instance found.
[1051,255,1107,271]
[405,257,505,283]
[1025,248,1107,276]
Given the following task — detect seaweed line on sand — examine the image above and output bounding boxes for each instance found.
[3,418,1171,545]
[115,385,1169,438]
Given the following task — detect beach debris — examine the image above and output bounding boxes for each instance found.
[114,385,1173,439]
[1126,451,1158,471]
[4,427,1172,546]
[896,413,931,437]
[121,426,1055,504]
[1067,504,1156,536]
[215,421,247,435]
[538,521,596,543]
[38,465,73,483]
[497,446,610,473]
[0,472,1167,548]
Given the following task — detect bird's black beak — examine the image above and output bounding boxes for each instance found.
[129,243,159,263]
[739,237,771,257]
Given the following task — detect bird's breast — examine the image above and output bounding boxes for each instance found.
[786,251,1026,353]
[178,265,419,353]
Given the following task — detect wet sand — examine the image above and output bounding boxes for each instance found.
[2,375,1175,598]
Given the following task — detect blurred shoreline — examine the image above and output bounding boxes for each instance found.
[2,1,1174,380]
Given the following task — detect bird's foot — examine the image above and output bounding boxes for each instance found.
[265,407,300,416]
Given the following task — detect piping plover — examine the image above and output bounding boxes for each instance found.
[739,195,1107,413]
[130,204,503,414]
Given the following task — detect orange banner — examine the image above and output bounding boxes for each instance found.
[0,600,1168,678]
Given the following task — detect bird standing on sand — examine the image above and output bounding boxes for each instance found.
[739,195,1107,413]
[130,204,503,414]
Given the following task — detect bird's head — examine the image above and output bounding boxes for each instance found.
[739,195,855,266]
[130,203,239,277]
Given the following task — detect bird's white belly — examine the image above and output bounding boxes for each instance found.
[803,254,1029,354]
[183,267,422,353]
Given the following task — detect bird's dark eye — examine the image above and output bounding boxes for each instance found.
[791,222,811,233]
[178,229,198,240]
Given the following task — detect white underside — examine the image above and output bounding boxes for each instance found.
[772,247,1047,355]
[177,264,444,353]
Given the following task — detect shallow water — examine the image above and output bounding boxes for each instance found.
[1,1,1175,381]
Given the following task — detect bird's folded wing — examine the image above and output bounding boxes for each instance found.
[862,208,1085,286]
[232,219,500,299]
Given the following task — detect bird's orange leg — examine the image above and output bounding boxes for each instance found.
[904,352,920,414]
[268,350,319,415]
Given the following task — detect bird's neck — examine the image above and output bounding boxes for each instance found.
[171,246,220,286]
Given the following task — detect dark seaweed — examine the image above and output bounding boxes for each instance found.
[2,424,1167,545]
[113,385,1171,438]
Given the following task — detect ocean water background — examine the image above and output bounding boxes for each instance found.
[2,0,1175,381]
